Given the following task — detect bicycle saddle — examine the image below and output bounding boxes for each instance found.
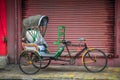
[78,37,86,41]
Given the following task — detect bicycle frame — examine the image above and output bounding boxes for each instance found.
[54,40,95,64]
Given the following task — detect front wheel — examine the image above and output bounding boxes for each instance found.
[83,49,108,72]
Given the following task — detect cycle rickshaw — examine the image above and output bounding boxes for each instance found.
[19,15,108,74]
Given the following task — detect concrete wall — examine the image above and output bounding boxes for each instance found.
[111,0,120,66]
[6,0,20,64]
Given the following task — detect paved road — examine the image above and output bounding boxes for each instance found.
[0,64,120,80]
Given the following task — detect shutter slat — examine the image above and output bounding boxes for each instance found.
[22,0,114,53]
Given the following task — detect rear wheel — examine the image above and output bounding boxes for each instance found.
[83,49,107,72]
[33,58,51,69]
[41,58,51,69]
[19,51,41,74]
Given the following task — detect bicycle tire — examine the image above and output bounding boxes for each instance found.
[19,51,41,74]
[83,49,107,72]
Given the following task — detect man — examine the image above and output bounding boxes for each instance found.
[22,26,48,55]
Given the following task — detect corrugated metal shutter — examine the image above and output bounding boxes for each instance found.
[22,0,114,54]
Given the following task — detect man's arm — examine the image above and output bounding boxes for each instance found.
[22,38,38,50]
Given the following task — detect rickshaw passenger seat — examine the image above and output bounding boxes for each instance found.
[40,53,55,58]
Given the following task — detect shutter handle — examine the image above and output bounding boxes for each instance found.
[3,37,7,43]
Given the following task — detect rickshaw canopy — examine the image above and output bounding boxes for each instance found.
[22,15,49,37]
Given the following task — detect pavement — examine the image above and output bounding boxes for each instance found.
[0,64,120,80]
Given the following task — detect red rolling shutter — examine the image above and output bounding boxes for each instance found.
[0,0,7,56]
[22,0,114,54]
